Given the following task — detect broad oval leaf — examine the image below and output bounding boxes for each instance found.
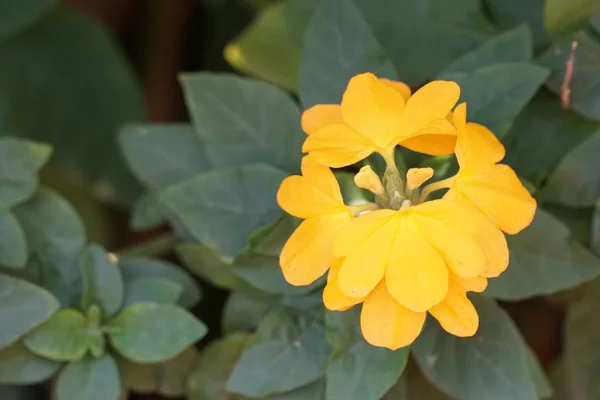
[107,303,207,363]
[54,355,120,400]
[222,291,275,334]
[486,209,600,300]
[123,278,182,306]
[0,0,58,40]
[0,211,27,268]
[0,342,59,384]
[544,0,600,37]
[0,273,59,350]
[483,0,548,46]
[412,295,537,400]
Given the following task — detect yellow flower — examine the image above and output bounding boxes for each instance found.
[301,73,460,168]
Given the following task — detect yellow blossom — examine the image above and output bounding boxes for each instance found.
[301,73,460,168]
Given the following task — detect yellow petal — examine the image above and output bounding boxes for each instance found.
[400,133,457,156]
[360,282,426,350]
[456,121,505,170]
[454,275,488,293]
[333,209,397,257]
[337,213,399,297]
[323,258,365,311]
[385,215,448,312]
[380,78,411,102]
[341,73,406,149]
[277,172,346,219]
[453,164,537,234]
[395,81,460,139]
[300,156,345,203]
[280,214,351,286]
[429,285,479,337]
[302,123,376,168]
[451,102,467,133]
[301,104,343,135]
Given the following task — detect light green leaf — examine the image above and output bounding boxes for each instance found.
[224,0,318,91]
[123,278,182,306]
[187,333,250,400]
[79,244,123,318]
[503,92,596,187]
[160,164,287,257]
[24,309,101,362]
[118,256,201,309]
[0,211,27,268]
[55,355,120,400]
[222,291,275,334]
[542,131,600,208]
[486,209,600,300]
[538,31,600,121]
[413,295,537,400]
[180,73,303,172]
[544,0,600,37]
[325,309,409,400]
[226,309,331,397]
[0,137,51,207]
[0,7,144,205]
[120,347,199,398]
[0,342,59,384]
[0,0,58,40]
[0,273,59,350]
[484,0,548,46]
[129,193,164,231]
[107,303,207,363]
[352,0,494,84]
[299,0,396,108]
[439,63,548,136]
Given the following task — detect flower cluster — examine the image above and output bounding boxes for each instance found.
[277,72,536,350]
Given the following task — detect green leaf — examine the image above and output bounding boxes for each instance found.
[118,123,211,190]
[129,193,165,231]
[0,137,51,207]
[413,295,537,400]
[222,291,275,334]
[352,0,495,84]
[325,309,409,400]
[118,256,201,309]
[298,0,396,108]
[592,203,600,256]
[79,244,124,318]
[224,0,318,91]
[0,211,27,268]
[439,63,548,136]
[503,92,596,188]
[524,345,553,399]
[24,309,101,362]
[486,209,600,300]
[120,347,199,398]
[484,0,548,46]
[160,164,287,257]
[123,278,182,306]
[0,7,144,205]
[226,308,331,397]
[0,273,59,350]
[0,0,58,40]
[107,303,207,363]
[187,333,250,400]
[544,0,600,37]
[542,131,600,208]
[55,355,120,400]
[538,31,600,121]
[0,385,37,399]
[180,73,303,172]
[0,342,59,384]
[266,380,326,400]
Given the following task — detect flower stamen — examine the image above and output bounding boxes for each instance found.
[419,176,455,203]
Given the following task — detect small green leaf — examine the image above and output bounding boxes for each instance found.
[0,137,51,207]
[107,303,207,363]
[0,342,59,384]
[79,244,124,318]
[118,256,201,309]
[187,333,250,400]
[24,309,101,362]
[486,209,600,300]
[55,355,120,400]
[544,0,600,37]
[129,193,165,231]
[484,0,548,46]
[226,309,331,397]
[222,291,276,334]
[542,131,600,208]
[0,211,27,268]
[413,295,537,400]
[224,0,318,91]
[123,278,182,306]
[298,0,396,108]
[0,273,59,350]
[160,164,287,257]
[325,309,409,400]
[180,73,303,172]
[0,0,58,40]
